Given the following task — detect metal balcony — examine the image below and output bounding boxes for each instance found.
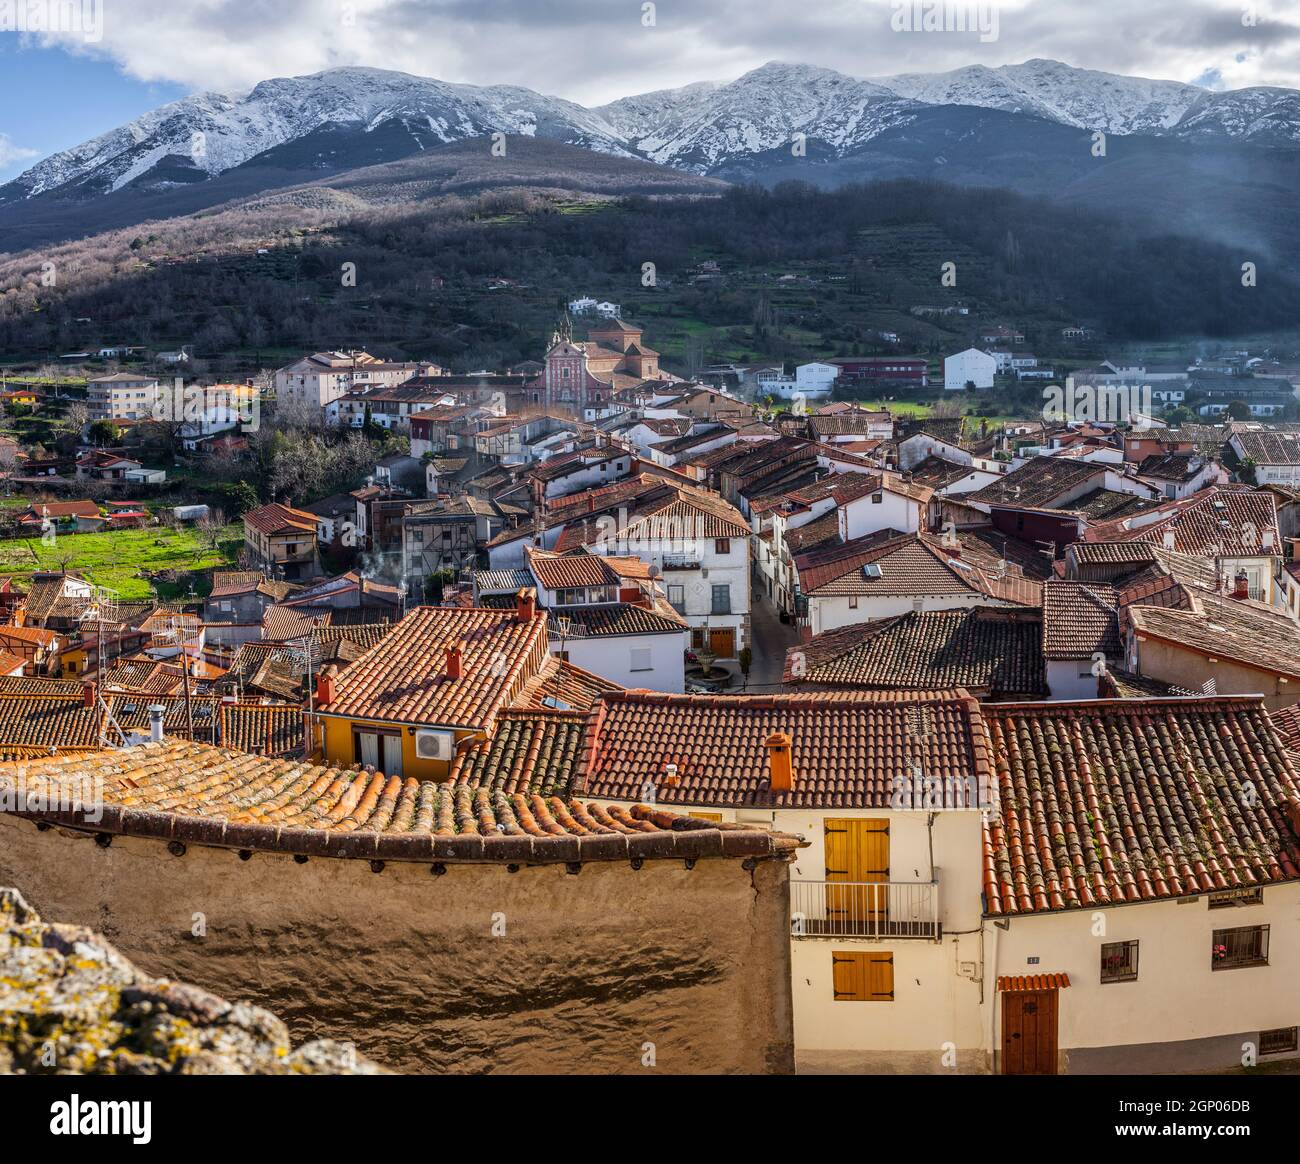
[790,879,940,940]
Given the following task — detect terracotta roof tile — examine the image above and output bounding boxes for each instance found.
[0,693,103,749]
[0,741,799,863]
[243,503,319,536]
[786,610,1046,697]
[577,689,992,810]
[514,656,624,712]
[319,605,550,731]
[1041,580,1120,660]
[982,697,1300,916]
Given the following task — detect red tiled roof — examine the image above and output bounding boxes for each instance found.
[525,548,619,591]
[548,602,687,637]
[0,693,103,750]
[1086,486,1279,558]
[981,697,1300,916]
[577,689,992,810]
[0,741,799,863]
[997,974,1070,992]
[19,501,100,522]
[786,610,1046,697]
[243,503,318,537]
[320,605,550,731]
[514,656,624,713]
[221,704,305,758]
[261,605,332,641]
[799,533,1041,607]
[1041,580,1120,660]
[1269,704,1300,751]
[450,708,587,795]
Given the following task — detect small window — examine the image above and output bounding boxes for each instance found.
[871,492,882,504]
[1260,1027,1298,1055]
[1212,925,1269,970]
[1208,888,1264,909]
[848,596,859,609]
[630,648,652,672]
[832,951,893,1002]
[1101,940,1139,983]
[715,538,730,555]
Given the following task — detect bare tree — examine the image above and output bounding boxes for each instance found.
[64,401,89,436]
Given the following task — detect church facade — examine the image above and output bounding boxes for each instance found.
[542,316,666,414]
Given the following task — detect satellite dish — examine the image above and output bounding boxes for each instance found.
[648,564,660,579]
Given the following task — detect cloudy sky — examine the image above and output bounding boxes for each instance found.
[2,0,1298,178]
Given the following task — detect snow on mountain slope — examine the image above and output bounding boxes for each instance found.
[598,62,913,170]
[7,58,1300,205]
[3,67,631,202]
[873,59,1205,135]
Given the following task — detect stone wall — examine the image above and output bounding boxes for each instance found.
[0,816,796,1074]
[1,887,384,1075]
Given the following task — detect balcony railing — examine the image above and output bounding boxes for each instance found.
[790,880,939,940]
[662,555,702,570]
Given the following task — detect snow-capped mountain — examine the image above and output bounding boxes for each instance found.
[2,67,631,202]
[6,58,1300,206]
[872,58,1300,143]
[872,59,1205,135]
[596,62,914,170]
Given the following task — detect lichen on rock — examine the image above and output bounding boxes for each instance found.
[0,888,386,1075]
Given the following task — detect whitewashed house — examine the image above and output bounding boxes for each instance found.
[944,348,996,391]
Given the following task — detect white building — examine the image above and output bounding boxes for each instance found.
[757,362,840,400]
[274,351,433,413]
[474,548,690,691]
[577,689,1300,1073]
[944,348,996,391]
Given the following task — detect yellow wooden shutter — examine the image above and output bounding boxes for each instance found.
[867,952,894,1001]
[832,952,865,1000]
[832,951,894,1002]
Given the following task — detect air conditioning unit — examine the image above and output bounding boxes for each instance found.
[414,729,454,762]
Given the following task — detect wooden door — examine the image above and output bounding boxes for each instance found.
[1001,989,1059,1075]
[824,819,889,925]
[709,627,735,658]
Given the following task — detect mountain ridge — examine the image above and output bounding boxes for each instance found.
[9,57,1300,207]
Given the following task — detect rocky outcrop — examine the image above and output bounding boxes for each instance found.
[0,888,386,1075]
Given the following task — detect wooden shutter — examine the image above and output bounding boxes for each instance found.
[832,951,894,1001]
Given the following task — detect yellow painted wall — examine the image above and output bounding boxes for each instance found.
[318,714,481,782]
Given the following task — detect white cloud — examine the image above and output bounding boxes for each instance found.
[0,134,40,170]
[31,0,1300,105]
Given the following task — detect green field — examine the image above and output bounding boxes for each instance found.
[0,523,242,601]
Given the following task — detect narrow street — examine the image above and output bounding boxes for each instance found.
[743,587,801,692]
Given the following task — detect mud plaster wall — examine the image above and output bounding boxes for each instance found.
[0,816,795,1074]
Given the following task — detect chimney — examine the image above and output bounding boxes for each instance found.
[1232,569,1249,600]
[11,602,24,628]
[82,681,96,708]
[445,640,464,680]
[516,587,537,623]
[766,731,794,792]
[147,704,165,744]
[316,672,336,706]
